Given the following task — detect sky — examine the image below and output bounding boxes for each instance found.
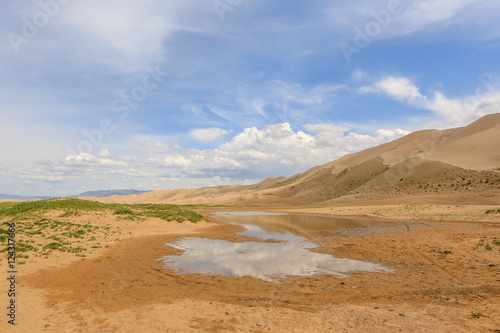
[1,0,500,197]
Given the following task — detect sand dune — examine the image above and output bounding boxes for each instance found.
[6,115,500,332]
[87,114,500,207]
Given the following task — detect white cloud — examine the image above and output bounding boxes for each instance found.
[191,128,232,141]
[375,77,425,105]
[223,123,313,150]
[1,120,412,195]
[399,0,480,33]
[367,74,500,127]
[163,154,192,168]
[304,123,351,143]
[63,153,130,167]
[426,92,466,124]
[304,124,410,157]
[170,123,408,176]
[330,0,500,41]
[198,80,350,126]
[58,0,185,72]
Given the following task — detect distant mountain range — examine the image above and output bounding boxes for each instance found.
[0,194,53,201]
[0,189,151,201]
[76,189,151,198]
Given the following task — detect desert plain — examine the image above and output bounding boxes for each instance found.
[1,114,500,332]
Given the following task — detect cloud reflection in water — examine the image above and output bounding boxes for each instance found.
[158,225,394,283]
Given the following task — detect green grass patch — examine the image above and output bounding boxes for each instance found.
[0,198,206,223]
[114,208,135,215]
[0,198,113,217]
[485,208,500,214]
[44,242,64,250]
[0,198,206,261]
[180,204,224,209]
[471,311,484,318]
[17,242,38,252]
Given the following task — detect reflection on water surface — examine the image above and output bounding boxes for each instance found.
[158,212,396,282]
[214,211,405,238]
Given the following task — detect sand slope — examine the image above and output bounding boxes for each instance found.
[87,114,500,207]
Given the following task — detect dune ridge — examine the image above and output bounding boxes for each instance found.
[85,114,500,207]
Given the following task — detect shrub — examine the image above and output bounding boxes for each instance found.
[114,208,134,215]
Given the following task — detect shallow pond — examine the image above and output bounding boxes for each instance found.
[157,212,398,283]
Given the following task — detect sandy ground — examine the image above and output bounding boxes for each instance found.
[278,204,500,223]
[1,206,500,332]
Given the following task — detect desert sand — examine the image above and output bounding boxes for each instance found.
[1,207,499,332]
[2,114,500,332]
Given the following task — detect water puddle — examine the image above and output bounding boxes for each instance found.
[213,211,406,238]
[157,212,395,283]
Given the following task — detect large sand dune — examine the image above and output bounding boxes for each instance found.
[86,114,500,207]
[4,115,500,332]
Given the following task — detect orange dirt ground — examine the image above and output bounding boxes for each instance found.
[1,206,499,332]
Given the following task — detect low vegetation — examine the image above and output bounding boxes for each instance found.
[485,208,500,214]
[0,198,206,261]
[471,311,484,319]
[474,236,499,251]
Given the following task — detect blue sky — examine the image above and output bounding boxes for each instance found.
[1,0,500,196]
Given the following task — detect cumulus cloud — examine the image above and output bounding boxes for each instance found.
[222,123,314,153]
[375,77,425,104]
[163,154,193,168]
[149,122,410,181]
[26,151,142,185]
[366,74,500,127]
[3,120,412,195]
[304,124,410,157]
[63,153,130,167]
